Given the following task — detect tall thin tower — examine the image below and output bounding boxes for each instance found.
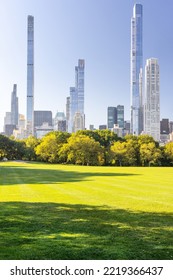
[11,84,18,126]
[130,4,143,135]
[69,59,85,133]
[26,15,34,136]
[75,59,85,118]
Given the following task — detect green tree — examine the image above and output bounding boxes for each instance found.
[76,129,119,147]
[125,139,139,166]
[140,142,162,166]
[0,135,8,160]
[164,142,173,165]
[35,131,70,163]
[111,141,127,166]
[23,136,39,161]
[138,134,157,145]
[76,129,119,165]
[124,135,140,165]
[12,140,26,160]
[0,135,25,160]
[60,134,104,165]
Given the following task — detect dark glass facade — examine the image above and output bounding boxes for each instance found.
[34,111,52,127]
[107,107,117,129]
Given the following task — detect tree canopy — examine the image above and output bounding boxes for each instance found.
[0,130,172,166]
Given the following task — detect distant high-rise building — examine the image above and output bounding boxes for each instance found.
[107,107,117,129]
[26,15,34,136]
[4,124,16,137]
[169,121,173,133]
[54,111,66,132]
[131,4,143,135]
[35,122,53,138]
[4,112,11,127]
[75,59,85,122]
[18,114,26,130]
[89,125,95,131]
[112,124,123,138]
[124,120,131,136]
[11,84,18,126]
[74,112,84,132]
[57,120,66,132]
[34,111,52,127]
[13,114,27,139]
[144,58,160,142]
[99,125,107,130]
[160,118,169,134]
[66,96,70,131]
[69,59,85,133]
[69,87,78,132]
[117,105,124,128]
[139,68,144,133]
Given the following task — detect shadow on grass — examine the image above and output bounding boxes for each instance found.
[0,202,173,260]
[0,166,140,185]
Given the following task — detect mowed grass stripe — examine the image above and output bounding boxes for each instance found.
[0,162,173,211]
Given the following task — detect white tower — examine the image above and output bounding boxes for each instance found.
[144,58,160,141]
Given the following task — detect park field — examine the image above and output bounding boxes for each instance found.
[0,161,173,259]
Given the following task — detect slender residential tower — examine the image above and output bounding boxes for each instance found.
[144,58,160,142]
[11,84,18,126]
[26,15,34,136]
[75,59,85,119]
[69,59,85,132]
[130,4,143,135]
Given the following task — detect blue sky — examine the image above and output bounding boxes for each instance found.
[0,0,173,132]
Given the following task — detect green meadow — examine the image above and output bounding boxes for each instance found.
[0,161,173,260]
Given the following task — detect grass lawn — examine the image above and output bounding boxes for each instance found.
[0,161,173,260]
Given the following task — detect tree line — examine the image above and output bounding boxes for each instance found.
[0,130,173,166]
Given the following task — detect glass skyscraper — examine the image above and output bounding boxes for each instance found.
[11,84,18,126]
[130,4,143,135]
[117,105,124,129]
[75,59,85,118]
[69,87,78,132]
[34,111,52,127]
[107,107,117,129]
[69,59,85,132]
[26,15,34,136]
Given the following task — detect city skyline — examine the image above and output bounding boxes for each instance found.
[0,0,173,132]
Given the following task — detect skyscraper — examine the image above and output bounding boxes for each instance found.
[144,58,160,142]
[69,59,85,132]
[54,111,66,132]
[69,87,78,132]
[107,106,124,130]
[160,118,169,135]
[117,105,124,129]
[75,59,85,120]
[26,15,34,136]
[130,4,143,135]
[34,111,52,127]
[107,107,117,129]
[74,112,84,132]
[66,96,70,131]
[11,84,18,126]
